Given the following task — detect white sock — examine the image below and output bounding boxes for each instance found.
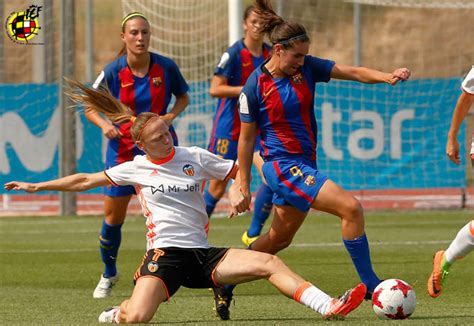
[445,220,474,263]
[293,282,333,315]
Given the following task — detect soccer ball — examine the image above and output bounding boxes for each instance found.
[372,279,416,319]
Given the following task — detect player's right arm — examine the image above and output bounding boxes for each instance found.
[84,70,123,139]
[209,49,242,98]
[447,90,474,164]
[4,172,111,193]
[209,75,243,98]
[84,108,122,139]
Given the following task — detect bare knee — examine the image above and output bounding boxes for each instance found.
[341,197,363,222]
[258,254,286,277]
[261,232,293,254]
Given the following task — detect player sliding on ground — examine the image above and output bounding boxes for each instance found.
[428,65,474,298]
[4,80,366,323]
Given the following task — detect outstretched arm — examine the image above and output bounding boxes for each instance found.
[4,172,111,193]
[331,63,410,85]
[446,90,474,164]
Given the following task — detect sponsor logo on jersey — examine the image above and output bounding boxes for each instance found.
[150,169,159,176]
[183,164,195,176]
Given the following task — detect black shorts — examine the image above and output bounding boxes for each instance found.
[133,247,229,299]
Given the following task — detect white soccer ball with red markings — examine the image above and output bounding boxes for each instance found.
[372,279,416,319]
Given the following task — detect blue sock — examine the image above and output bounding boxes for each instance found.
[99,221,122,278]
[248,184,273,237]
[343,234,381,293]
[204,190,219,218]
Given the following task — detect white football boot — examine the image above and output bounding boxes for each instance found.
[98,306,120,323]
[93,274,120,299]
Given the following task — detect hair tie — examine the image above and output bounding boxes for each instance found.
[121,12,148,29]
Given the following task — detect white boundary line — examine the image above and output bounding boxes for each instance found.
[0,239,452,254]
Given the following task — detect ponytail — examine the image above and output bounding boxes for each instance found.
[65,78,159,142]
[254,0,309,47]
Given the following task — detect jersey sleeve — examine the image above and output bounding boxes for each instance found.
[104,161,137,186]
[193,147,236,181]
[461,66,474,95]
[214,49,236,79]
[239,73,259,123]
[168,59,189,96]
[305,55,335,83]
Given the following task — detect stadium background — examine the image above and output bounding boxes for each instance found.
[1,0,474,215]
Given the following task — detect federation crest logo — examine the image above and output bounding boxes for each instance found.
[5,5,43,44]
[292,72,303,84]
[304,175,315,186]
[152,77,162,87]
[147,261,159,273]
[183,164,195,176]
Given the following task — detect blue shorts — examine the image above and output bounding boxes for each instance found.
[208,137,238,160]
[103,183,136,197]
[262,159,328,212]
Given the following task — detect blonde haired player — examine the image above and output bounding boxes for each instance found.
[428,65,474,298]
[5,81,366,323]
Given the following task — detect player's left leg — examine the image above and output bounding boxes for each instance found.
[311,179,381,296]
[98,277,168,323]
[215,248,366,319]
[242,152,274,246]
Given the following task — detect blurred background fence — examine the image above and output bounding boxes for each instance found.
[1,0,474,215]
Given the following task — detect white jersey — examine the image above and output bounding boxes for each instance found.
[462,66,474,95]
[104,146,236,250]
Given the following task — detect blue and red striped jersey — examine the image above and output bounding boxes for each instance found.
[210,39,271,141]
[239,55,335,162]
[93,52,189,167]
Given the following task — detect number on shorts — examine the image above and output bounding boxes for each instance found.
[217,139,229,155]
[290,166,303,178]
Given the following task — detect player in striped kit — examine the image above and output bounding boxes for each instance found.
[4,81,367,323]
[428,65,474,298]
[85,12,189,299]
[230,0,411,307]
[205,5,274,247]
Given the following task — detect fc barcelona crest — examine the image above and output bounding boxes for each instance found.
[152,77,162,87]
[304,175,315,186]
[183,164,195,176]
[292,72,303,84]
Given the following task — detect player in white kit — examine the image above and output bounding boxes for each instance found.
[428,66,474,298]
[4,80,367,323]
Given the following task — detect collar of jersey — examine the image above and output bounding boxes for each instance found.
[147,147,175,165]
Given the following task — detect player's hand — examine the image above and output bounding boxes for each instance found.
[102,123,122,139]
[446,139,461,164]
[228,184,251,218]
[161,113,174,126]
[389,68,411,85]
[4,181,38,193]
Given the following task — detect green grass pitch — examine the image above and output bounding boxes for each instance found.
[1,210,473,325]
